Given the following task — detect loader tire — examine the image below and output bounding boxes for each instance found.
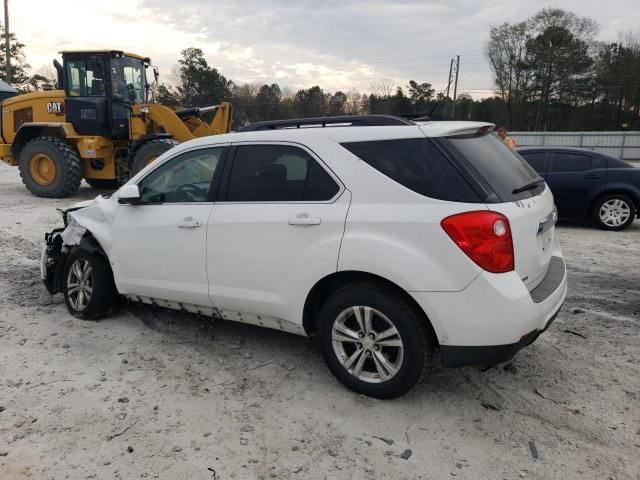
[131,138,178,174]
[19,137,82,198]
[85,178,121,190]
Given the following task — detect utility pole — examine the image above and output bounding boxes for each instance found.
[3,0,9,85]
[445,58,454,99]
[451,55,460,119]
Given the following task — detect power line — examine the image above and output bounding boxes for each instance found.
[321,53,485,69]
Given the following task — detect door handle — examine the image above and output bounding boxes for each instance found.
[288,214,321,226]
[177,218,203,229]
[585,173,601,179]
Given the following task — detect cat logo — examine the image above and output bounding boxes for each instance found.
[46,102,64,114]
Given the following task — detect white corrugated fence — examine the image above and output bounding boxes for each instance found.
[510,131,640,161]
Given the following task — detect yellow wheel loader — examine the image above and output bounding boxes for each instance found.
[0,50,232,197]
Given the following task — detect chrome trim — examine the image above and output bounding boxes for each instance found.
[537,207,557,235]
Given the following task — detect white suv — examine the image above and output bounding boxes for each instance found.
[41,115,567,398]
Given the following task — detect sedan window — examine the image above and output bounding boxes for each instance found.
[138,147,224,203]
[520,152,547,173]
[550,152,594,173]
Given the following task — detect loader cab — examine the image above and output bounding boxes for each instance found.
[60,50,148,140]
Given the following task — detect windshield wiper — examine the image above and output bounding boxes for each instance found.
[512,178,545,194]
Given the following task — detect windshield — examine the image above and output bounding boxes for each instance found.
[111,56,146,103]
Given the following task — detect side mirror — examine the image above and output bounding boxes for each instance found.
[118,184,141,204]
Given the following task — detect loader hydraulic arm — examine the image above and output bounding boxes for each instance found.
[145,102,232,143]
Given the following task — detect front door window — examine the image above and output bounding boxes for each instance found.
[138,147,224,203]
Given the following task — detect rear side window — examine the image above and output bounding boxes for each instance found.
[66,58,106,97]
[550,152,594,173]
[520,152,547,173]
[438,133,542,202]
[226,144,340,202]
[341,138,481,203]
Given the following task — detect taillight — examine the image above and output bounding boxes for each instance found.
[441,211,514,273]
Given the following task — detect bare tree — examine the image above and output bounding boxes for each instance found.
[370,79,395,98]
[345,89,363,114]
[486,21,532,128]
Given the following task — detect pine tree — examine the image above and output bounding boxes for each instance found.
[0,22,31,87]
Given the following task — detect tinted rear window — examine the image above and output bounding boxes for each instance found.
[341,138,481,203]
[438,133,543,202]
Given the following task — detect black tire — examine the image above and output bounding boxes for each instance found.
[591,193,637,231]
[62,248,118,320]
[18,137,82,198]
[85,178,121,190]
[131,138,178,174]
[317,283,434,399]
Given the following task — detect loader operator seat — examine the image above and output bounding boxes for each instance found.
[90,78,104,96]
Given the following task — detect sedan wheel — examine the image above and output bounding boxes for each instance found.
[66,258,94,312]
[599,198,631,228]
[331,306,404,383]
[592,194,636,231]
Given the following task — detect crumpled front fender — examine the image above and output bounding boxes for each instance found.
[61,194,118,254]
[42,194,119,294]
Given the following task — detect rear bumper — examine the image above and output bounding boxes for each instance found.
[410,252,568,367]
[439,303,562,367]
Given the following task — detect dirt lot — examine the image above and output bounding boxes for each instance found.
[1,164,639,480]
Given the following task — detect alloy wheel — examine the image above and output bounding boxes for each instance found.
[599,198,631,227]
[67,258,93,311]
[331,306,404,383]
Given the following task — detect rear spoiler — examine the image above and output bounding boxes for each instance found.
[444,125,495,139]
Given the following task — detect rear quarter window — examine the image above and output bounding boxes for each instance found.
[340,138,482,203]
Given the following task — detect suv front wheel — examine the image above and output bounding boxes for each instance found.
[63,248,118,320]
[318,284,433,399]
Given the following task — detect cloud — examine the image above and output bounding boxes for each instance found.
[12,0,640,98]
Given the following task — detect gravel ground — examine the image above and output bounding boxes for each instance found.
[1,164,639,480]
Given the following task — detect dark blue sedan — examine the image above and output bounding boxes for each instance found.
[517,147,640,231]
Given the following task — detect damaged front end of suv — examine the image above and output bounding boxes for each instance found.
[41,196,117,295]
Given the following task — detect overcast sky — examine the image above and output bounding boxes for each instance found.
[10,0,639,98]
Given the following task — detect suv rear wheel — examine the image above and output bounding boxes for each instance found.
[318,283,433,398]
[592,193,636,231]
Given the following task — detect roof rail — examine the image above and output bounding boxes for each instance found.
[238,114,414,132]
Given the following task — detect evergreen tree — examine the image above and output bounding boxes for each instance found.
[0,22,31,87]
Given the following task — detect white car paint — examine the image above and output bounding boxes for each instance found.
[412,236,566,346]
[57,120,566,351]
[111,203,214,306]
[207,190,351,327]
